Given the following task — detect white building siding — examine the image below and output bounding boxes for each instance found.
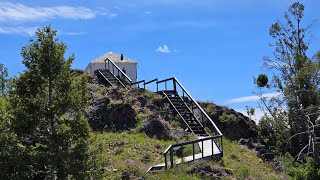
[86,62,137,83]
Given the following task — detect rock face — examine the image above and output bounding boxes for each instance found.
[187,161,233,178]
[142,115,172,140]
[87,97,136,131]
[201,103,258,140]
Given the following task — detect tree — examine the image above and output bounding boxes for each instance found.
[245,106,255,120]
[256,2,320,162]
[9,26,91,179]
[0,64,8,96]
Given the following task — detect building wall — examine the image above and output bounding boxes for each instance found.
[86,62,137,82]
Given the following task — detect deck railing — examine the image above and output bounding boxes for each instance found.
[163,135,223,169]
[105,58,132,85]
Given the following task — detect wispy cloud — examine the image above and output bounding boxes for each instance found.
[227,92,281,104]
[0,2,99,22]
[0,26,37,36]
[235,108,265,122]
[156,45,171,54]
[59,31,86,36]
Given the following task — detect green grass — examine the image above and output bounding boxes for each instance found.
[222,138,284,179]
[89,131,285,179]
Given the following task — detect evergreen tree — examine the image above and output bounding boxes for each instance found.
[9,26,91,179]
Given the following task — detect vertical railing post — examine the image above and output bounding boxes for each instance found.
[221,137,223,157]
[170,148,174,168]
[165,81,167,90]
[181,145,184,160]
[157,82,159,92]
[164,153,168,170]
[192,143,195,161]
[173,79,176,92]
[108,60,110,70]
[212,138,214,156]
[202,141,204,158]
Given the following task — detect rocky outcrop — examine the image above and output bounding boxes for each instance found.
[187,161,233,179]
[201,103,258,140]
[87,97,136,131]
[238,137,283,172]
[142,115,172,140]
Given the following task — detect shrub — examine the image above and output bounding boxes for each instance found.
[219,112,237,122]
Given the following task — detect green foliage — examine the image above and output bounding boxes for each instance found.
[0,64,8,96]
[219,112,237,122]
[256,1,320,164]
[279,154,320,179]
[205,103,216,114]
[256,74,268,87]
[5,26,91,179]
[258,115,289,151]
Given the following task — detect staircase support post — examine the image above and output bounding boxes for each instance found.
[192,143,195,161]
[164,153,168,170]
[211,138,214,156]
[170,148,174,168]
[221,137,223,157]
[202,141,204,158]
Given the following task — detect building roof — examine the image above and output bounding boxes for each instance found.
[90,52,138,64]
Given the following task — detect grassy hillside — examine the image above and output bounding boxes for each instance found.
[85,74,286,179]
[90,131,285,179]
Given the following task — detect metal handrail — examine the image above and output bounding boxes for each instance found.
[106,58,132,84]
[173,78,222,136]
[144,78,158,85]
[164,135,222,153]
[97,70,114,87]
[163,135,223,169]
[131,80,145,88]
[162,91,195,135]
[176,95,209,135]
[157,77,222,136]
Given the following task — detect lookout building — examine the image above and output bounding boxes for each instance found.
[85,52,138,82]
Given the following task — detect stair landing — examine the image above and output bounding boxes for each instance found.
[148,137,221,172]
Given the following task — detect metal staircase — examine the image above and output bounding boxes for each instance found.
[94,58,132,89]
[147,77,223,172]
[160,90,208,137]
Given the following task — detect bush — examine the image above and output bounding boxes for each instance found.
[219,112,237,122]
[256,74,268,87]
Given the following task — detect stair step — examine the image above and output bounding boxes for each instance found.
[190,125,203,129]
[193,130,206,134]
[162,90,177,94]
[168,97,181,100]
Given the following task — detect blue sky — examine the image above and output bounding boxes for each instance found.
[1,0,320,121]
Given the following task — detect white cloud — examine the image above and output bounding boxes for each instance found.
[0,2,99,22]
[108,13,118,18]
[235,108,265,123]
[60,31,86,36]
[0,26,37,36]
[156,45,171,54]
[227,92,281,104]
